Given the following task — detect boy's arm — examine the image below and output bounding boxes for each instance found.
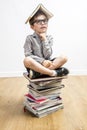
[38,33,53,59]
[41,35,53,59]
[23,36,45,64]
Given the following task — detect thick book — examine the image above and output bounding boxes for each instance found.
[29,87,61,97]
[23,72,67,83]
[24,95,62,111]
[30,79,62,87]
[25,3,53,24]
[28,84,64,94]
[24,101,64,118]
[28,81,62,89]
[24,93,49,104]
[32,97,62,111]
[37,104,64,118]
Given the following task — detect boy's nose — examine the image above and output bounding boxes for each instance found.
[41,21,45,24]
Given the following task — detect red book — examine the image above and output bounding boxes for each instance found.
[25,93,49,104]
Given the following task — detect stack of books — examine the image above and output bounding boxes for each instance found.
[23,73,67,118]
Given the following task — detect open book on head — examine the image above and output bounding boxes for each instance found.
[25,3,54,24]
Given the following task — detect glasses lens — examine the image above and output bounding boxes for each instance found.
[33,19,48,25]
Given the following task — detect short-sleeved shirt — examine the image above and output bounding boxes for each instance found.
[23,32,53,64]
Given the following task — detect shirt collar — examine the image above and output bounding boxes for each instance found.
[32,32,39,38]
[32,32,48,38]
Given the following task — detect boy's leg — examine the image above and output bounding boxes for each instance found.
[49,55,68,70]
[23,56,69,78]
[23,57,54,76]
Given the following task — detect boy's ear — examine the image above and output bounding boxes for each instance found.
[30,25,34,30]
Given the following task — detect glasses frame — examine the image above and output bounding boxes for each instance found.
[32,19,48,25]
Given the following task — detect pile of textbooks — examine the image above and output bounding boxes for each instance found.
[23,73,67,118]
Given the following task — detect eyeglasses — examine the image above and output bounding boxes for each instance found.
[33,19,48,25]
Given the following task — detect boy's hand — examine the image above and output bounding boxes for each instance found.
[42,60,52,68]
[39,33,47,41]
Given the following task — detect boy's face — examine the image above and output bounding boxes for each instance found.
[31,15,48,34]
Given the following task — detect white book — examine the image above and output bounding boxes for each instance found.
[28,84,64,94]
[29,87,61,97]
[25,3,53,24]
[24,96,62,111]
[24,100,64,118]
[29,82,64,90]
[37,104,64,118]
[24,101,37,115]
[33,99,62,111]
[30,80,62,88]
[37,104,64,117]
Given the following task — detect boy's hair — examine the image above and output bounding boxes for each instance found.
[29,9,48,25]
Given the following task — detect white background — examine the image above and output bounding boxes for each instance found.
[0,0,87,77]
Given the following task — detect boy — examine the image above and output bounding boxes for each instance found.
[23,4,69,79]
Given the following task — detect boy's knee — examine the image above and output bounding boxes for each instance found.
[63,56,68,62]
[23,57,32,67]
[60,55,68,62]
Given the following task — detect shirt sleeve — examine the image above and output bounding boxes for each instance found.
[42,35,53,59]
[23,35,45,64]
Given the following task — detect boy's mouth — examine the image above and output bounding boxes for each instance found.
[40,27,47,29]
